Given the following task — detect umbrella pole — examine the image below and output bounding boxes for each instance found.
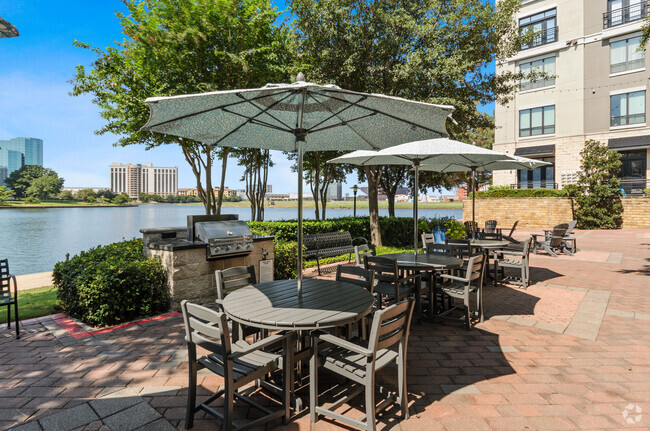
[297,140,304,295]
[413,162,419,255]
[472,168,476,240]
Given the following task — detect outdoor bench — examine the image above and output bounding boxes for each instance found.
[303,231,371,274]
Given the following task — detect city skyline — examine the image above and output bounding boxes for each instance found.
[0,136,43,185]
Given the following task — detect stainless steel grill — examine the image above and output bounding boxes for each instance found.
[188,215,254,259]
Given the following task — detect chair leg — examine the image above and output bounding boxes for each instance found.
[398,348,408,420]
[14,301,19,339]
[6,305,10,329]
[283,335,293,424]
[185,347,197,430]
[224,378,234,431]
[309,337,319,424]
[464,302,471,331]
[365,373,376,431]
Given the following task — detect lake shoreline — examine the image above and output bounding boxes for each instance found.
[0,204,139,209]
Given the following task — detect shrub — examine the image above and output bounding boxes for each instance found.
[444,219,466,239]
[24,197,41,204]
[53,239,169,327]
[273,241,305,280]
[644,187,650,196]
[472,185,567,198]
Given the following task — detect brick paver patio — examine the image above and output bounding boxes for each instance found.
[1,229,649,430]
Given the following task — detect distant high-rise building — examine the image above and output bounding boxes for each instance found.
[0,137,43,185]
[266,184,273,193]
[110,163,178,198]
[326,182,343,200]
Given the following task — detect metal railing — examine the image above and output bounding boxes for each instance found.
[619,178,649,196]
[603,1,649,29]
[520,26,558,50]
[510,181,558,189]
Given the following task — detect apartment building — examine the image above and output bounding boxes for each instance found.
[494,0,650,195]
[110,163,178,198]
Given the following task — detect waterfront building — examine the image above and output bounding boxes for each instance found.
[266,184,273,193]
[110,163,178,198]
[494,0,650,195]
[0,137,43,185]
[326,182,343,200]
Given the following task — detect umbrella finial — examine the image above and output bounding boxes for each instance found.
[296,72,305,82]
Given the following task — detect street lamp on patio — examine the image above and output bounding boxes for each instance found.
[351,185,360,217]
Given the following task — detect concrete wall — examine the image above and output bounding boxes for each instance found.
[463,197,650,229]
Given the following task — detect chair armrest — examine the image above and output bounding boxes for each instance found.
[215,299,224,310]
[10,275,17,295]
[396,273,421,285]
[228,331,292,360]
[352,237,368,245]
[495,250,524,257]
[312,331,373,357]
[440,274,468,283]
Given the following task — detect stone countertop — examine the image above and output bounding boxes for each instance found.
[145,235,274,251]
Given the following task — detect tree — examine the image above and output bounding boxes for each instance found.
[573,140,623,229]
[0,186,15,204]
[26,175,65,200]
[378,166,408,218]
[5,165,64,199]
[71,0,292,215]
[112,193,132,205]
[57,190,75,200]
[291,0,522,244]
[234,148,272,221]
[75,188,97,202]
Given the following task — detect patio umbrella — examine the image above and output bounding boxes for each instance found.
[0,17,19,38]
[329,138,526,250]
[420,155,551,238]
[142,73,454,294]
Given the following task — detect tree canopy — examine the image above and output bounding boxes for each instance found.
[5,165,64,199]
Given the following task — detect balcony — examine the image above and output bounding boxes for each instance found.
[510,181,558,189]
[520,26,559,50]
[619,178,649,196]
[603,1,649,29]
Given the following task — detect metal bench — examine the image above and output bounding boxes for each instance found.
[304,231,370,275]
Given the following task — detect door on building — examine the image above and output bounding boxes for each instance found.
[619,150,647,195]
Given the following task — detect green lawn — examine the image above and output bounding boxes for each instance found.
[0,286,60,324]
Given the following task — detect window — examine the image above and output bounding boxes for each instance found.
[519,105,555,137]
[611,90,646,126]
[518,157,555,189]
[610,36,644,73]
[605,0,647,28]
[520,9,557,50]
[520,56,556,91]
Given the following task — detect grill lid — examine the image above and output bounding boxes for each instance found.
[194,220,252,243]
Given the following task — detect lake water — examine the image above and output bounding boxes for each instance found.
[0,204,462,276]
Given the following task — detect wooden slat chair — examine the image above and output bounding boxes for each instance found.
[484,219,498,233]
[543,220,578,253]
[354,243,376,267]
[421,232,435,250]
[181,301,293,431]
[437,254,486,331]
[336,265,375,340]
[309,298,415,431]
[0,259,19,339]
[532,223,571,257]
[503,220,520,244]
[363,255,419,310]
[463,221,479,238]
[493,236,534,289]
[215,266,261,342]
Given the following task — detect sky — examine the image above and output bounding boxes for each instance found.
[0,0,494,195]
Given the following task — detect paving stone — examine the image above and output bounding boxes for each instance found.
[9,421,43,431]
[137,418,178,431]
[38,403,99,431]
[486,345,519,353]
[440,384,480,395]
[605,308,635,318]
[101,401,162,431]
[139,386,181,397]
[89,395,143,418]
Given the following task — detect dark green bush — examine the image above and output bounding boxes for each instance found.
[273,241,305,280]
[23,197,41,204]
[53,238,169,327]
[472,186,567,198]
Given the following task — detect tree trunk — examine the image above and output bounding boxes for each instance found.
[365,167,382,247]
[386,192,396,217]
[180,140,216,215]
[216,148,229,215]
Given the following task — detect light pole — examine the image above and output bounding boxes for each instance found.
[351,185,359,217]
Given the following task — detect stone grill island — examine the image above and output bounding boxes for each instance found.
[141,215,274,309]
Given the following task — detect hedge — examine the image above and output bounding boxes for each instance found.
[53,239,169,327]
[471,186,567,198]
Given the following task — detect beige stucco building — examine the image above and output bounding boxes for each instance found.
[494,0,650,195]
[110,163,178,198]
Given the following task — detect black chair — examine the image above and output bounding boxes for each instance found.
[336,265,375,339]
[363,256,419,309]
[215,265,261,342]
[1,260,19,339]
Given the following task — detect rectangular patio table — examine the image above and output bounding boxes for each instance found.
[379,253,464,321]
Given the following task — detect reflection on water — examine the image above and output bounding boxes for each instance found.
[0,204,462,275]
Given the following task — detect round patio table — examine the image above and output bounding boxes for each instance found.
[379,253,464,321]
[223,278,375,331]
[469,239,510,249]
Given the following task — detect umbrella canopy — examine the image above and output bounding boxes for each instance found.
[142,75,455,294]
[0,17,19,38]
[330,139,527,250]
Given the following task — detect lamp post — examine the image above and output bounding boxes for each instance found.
[351,185,359,217]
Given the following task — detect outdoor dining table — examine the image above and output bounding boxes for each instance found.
[469,239,510,282]
[222,278,375,411]
[379,252,464,321]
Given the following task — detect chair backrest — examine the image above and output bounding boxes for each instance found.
[0,259,10,295]
[520,236,533,258]
[445,238,473,259]
[426,243,452,255]
[367,298,414,354]
[484,220,498,233]
[181,300,230,356]
[363,255,399,284]
[507,220,519,237]
[354,243,376,266]
[421,233,435,248]
[465,254,485,284]
[463,221,478,234]
[215,265,256,301]
[549,224,569,247]
[336,265,375,294]
[565,220,577,236]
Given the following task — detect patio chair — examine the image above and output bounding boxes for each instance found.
[463,221,479,238]
[503,220,520,244]
[354,242,376,266]
[215,266,261,342]
[421,232,435,250]
[532,223,572,257]
[445,238,476,259]
[493,236,533,289]
[544,220,578,253]
[484,220,498,233]
[0,259,19,339]
[437,253,486,331]
[426,243,453,255]
[336,265,375,339]
[363,255,419,309]
[181,300,292,431]
[309,298,415,431]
